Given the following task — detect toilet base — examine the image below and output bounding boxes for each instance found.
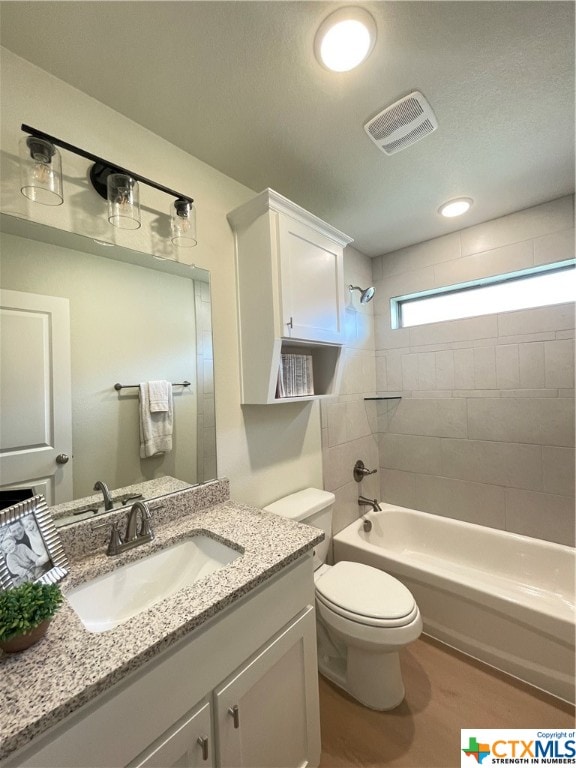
[317,621,406,710]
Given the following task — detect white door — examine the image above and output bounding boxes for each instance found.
[215,607,321,768]
[0,289,72,505]
[128,700,214,768]
[278,215,344,344]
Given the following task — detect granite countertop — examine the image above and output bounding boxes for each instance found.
[0,497,322,762]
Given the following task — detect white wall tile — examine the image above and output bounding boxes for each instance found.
[495,344,520,389]
[331,480,370,536]
[385,352,403,390]
[380,469,416,508]
[533,228,575,267]
[473,346,497,389]
[498,302,575,337]
[454,348,475,389]
[380,433,443,475]
[468,398,575,447]
[542,446,575,498]
[412,474,506,529]
[326,402,348,447]
[519,342,546,388]
[409,315,498,346]
[440,438,542,490]
[498,332,556,345]
[375,355,387,391]
[434,240,533,287]
[435,350,455,389]
[501,388,558,398]
[388,398,468,438]
[545,339,575,388]
[460,196,574,257]
[418,352,436,390]
[401,353,419,390]
[505,488,575,546]
[378,232,460,278]
[374,321,410,350]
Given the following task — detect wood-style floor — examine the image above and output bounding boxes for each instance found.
[318,635,575,768]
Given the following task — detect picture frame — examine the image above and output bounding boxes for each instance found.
[0,495,68,590]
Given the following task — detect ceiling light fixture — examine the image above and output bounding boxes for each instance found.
[438,198,473,218]
[314,7,377,72]
[19,124,197,247]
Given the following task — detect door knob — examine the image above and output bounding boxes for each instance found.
[56,453,70,464]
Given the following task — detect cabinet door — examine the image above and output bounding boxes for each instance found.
[277,215,344,344]
[128,700,213,768]
[215,607,320,768]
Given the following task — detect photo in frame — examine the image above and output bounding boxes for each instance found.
[0,495,68,590]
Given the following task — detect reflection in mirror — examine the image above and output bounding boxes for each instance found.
[0,214,216,526]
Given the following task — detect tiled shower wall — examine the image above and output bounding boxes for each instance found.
[321,246,378,534]
[372,195,575,546]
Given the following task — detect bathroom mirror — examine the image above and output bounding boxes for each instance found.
[0,213,216,525]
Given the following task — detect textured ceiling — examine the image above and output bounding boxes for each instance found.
[0,1,574,256]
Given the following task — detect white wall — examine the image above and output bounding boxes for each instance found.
[0,47,323,506]
[372,196,575,546]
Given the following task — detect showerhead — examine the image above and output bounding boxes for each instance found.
[349,284,375,304]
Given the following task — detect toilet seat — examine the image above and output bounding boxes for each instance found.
[315,561,418,628]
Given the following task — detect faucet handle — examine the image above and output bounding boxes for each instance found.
[353,459,378,483]
[92,518,124,555]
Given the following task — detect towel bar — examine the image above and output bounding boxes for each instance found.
[114,381,191,391]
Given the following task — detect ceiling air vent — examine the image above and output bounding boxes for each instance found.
[364,91,438,155]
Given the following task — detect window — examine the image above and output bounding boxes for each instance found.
[392,261,575,329]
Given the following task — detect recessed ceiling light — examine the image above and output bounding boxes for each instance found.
[314,7,377,72]
[438,198,473,218]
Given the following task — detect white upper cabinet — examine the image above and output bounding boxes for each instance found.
[228,189,353,404]
[277,214,345,344]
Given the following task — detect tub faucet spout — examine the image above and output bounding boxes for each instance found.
[358,495,382,512]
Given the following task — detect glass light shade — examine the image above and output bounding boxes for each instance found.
[19,136,64,206]
[315,7,377,72]
[171,199,197,247]
[107,173,141,230]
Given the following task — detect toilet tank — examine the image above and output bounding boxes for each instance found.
[263,488,334,569]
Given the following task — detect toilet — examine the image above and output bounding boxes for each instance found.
[264,488,422,711]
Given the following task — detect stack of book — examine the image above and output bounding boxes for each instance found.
[276,353,314,398]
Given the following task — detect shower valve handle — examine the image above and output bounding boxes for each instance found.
[353,459,377,483]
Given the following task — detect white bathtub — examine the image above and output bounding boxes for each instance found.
[333,503,576,703]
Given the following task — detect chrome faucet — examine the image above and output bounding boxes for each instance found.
[93,480,114,511]
[358,495,382,512]
[94,501,154,556]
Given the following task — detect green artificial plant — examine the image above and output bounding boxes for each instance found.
[0,581,63,642]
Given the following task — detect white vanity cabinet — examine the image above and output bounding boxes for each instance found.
[128,700,213,768]
[215,609,317,768]
[2,557,320,768]
[228,188,353,404]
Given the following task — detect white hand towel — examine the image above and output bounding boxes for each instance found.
[148,380,172,413]
[139,382,173,458]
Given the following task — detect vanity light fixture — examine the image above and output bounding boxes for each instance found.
[170,198,197,248]
[19,125,196,246]
[438,197,473,218]
[19,135,64,206]
[314,7,377,72]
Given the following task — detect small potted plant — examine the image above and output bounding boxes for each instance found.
[0,581,63,653]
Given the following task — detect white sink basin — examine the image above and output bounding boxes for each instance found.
[67,536,241,633]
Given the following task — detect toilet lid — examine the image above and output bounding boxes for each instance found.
[315,561,416,621]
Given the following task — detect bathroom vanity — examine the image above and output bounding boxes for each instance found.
[0,482,323,768]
